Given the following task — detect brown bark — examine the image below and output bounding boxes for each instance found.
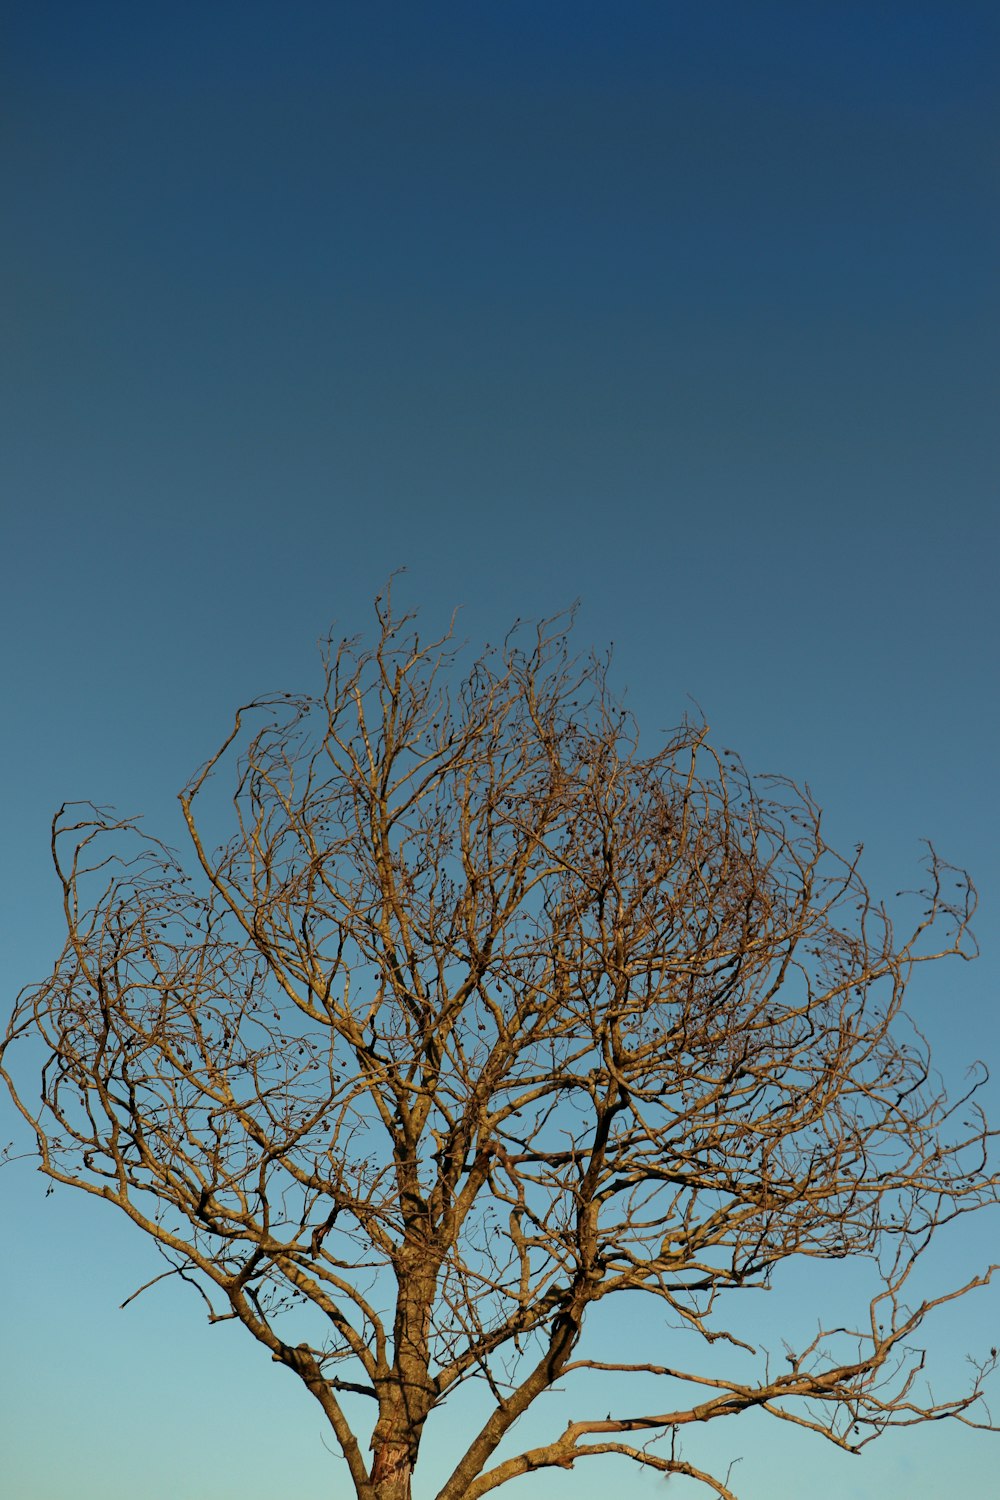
[371,1438,412,1500]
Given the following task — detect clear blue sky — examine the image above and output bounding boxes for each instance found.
[1,4,997,1497]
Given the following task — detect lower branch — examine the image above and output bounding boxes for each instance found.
[462,1429,739,1499]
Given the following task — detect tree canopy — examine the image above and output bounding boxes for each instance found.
[3,592,997,1500]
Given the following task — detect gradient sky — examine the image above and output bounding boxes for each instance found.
[2,4,998,1497]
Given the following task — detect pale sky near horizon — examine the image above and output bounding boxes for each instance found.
[2,4,998,1497]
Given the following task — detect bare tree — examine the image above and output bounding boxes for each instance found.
[3,591,997,1500]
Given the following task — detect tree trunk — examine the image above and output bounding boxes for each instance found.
[371,1438,413,1500]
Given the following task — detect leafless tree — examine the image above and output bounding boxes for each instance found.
[3,591,997,1500]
